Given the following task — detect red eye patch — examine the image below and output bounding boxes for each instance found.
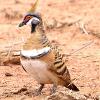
[24,16,33,22]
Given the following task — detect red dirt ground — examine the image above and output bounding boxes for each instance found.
[0,0,100,99]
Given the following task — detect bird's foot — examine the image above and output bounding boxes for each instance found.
[34,84,44,96]
[50,84,57,95]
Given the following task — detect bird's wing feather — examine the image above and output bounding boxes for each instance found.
[47,45,71,83]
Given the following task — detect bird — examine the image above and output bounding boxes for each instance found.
[18,0,79,95]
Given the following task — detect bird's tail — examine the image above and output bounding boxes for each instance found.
[65,83,79,91]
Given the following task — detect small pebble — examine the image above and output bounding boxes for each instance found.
[5,72,13,77]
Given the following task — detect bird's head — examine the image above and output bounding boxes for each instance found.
[18,0,42,33]
[19,13,41,32]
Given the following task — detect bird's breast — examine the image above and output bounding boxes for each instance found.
[21,59,52,83]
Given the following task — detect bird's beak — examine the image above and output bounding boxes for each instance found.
[18,21,25,27]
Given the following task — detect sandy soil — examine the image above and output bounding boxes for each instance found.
[0,0,100,99]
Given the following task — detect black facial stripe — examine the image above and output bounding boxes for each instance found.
[31,23,37,33]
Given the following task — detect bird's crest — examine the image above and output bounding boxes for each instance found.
[28,0,39,13]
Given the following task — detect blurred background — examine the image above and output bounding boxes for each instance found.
[0,0,100,99]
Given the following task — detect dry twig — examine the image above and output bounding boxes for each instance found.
[76,21,89,34]
[63,40,94,57]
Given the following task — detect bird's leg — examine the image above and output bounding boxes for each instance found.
[34,84,44,96]
[50,84,57,94]
[38,84,44,94]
